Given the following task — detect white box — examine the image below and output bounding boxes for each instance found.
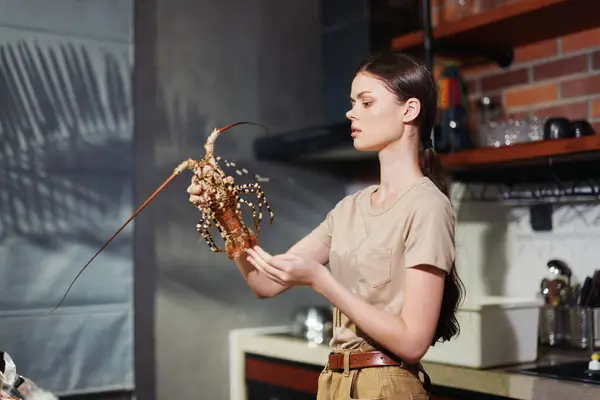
[422,296,543,369]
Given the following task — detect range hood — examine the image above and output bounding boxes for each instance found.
[253,0,422,164]
[253,120,378,162]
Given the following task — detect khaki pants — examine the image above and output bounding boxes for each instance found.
[316,351,431,400]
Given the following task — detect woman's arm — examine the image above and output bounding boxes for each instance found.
[234,255,286,299]
[313,265,445,363]
[238,230,331,298]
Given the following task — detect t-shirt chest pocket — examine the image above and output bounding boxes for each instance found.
[355,245,392,288]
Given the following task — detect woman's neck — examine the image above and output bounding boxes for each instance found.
[374,136,424,201]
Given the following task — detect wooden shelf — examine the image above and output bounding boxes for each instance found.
[267,136,600,184]
[440,135,600,171]
[391,0,600,65]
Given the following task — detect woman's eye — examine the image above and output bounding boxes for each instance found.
[362,101,373,108]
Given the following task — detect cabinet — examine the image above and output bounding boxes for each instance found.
[246,381,316,400]
[244,354,514,400]
[245,354,321,398]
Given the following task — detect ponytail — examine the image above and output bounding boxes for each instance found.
[421,145,465,344]
[422,147,448,196]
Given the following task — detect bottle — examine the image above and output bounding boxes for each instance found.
[437,61,473,153]
[585,352,600,379]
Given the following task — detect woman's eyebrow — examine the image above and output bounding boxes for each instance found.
[350,91,372,101]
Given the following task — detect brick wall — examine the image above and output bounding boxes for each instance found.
[461,26,600,134]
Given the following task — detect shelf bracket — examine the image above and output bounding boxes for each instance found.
[422,0,434,71]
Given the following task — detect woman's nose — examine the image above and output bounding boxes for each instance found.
[346,108,356,120]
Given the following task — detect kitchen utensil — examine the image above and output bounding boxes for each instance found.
[541,278,551,304]
[546,279,565,306]
[580,277,593,307]
[559,282,573,306]
[545,259,575,306]
[568,307,593,349]
[539,306,600,350]
[590,271,600,308]
[571,283,582,306]
[583,270,600,308]
[539,305,563,346]
[547,259,572,286]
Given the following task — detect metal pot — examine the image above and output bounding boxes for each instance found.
[290,305,333,345]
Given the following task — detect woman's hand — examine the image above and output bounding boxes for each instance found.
[246,246,330,289]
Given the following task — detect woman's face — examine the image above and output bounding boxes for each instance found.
[346,72,416,152]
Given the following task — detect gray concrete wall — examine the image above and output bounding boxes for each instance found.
[134,0,349,398]
[0,0,134,395]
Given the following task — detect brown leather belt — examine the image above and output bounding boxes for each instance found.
[328,350,408,371]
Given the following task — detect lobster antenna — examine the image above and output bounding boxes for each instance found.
[204,121,268,155]
[46,171,181,315]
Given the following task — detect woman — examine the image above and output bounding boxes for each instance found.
[188,52,464,399]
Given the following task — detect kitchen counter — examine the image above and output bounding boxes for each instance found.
[229,326,600,400]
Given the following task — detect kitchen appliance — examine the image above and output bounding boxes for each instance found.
[254,0,427,163]
[512,358,600,386]
[421,296,543,368]
[290,306,333,345]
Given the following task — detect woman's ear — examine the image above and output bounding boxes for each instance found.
[402,98,421,123]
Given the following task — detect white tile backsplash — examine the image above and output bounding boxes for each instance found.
[504,204,600,296]
[452,183,600,301]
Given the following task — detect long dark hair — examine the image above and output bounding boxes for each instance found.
[355,52,465,344]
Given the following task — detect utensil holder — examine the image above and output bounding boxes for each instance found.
[539,305,600,349]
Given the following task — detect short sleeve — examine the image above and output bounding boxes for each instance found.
[310,210,334,247]
[309,196,348,248]
[403,196,455,273]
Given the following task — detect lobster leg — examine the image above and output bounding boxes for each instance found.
[196,213,226,253]
[238,197,260,234]
[239,182,275,225]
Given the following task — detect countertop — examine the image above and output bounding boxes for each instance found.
[229,326,600,400]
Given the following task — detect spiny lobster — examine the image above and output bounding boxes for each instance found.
[48,121,274,315]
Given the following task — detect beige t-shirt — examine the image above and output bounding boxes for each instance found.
[311,176,455,350]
